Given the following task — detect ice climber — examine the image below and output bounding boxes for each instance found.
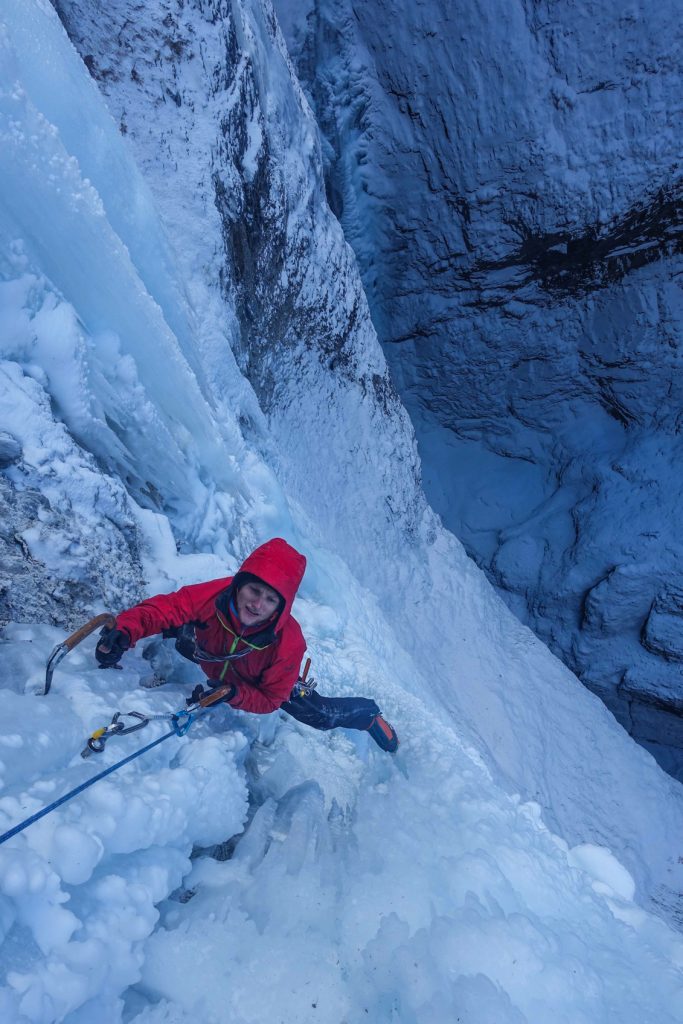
[95,537,399,752]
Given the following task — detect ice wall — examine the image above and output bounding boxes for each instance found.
[0,2,682,1020]
[5,0,678,910]
[276,0,683,775]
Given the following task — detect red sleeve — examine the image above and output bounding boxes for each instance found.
[229,626,306,714]
[115,580,226,646]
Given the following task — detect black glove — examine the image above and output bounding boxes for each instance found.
[162,621,208,663]
[174,622,200,662]
[187,683,208,706]
[96,625,131,667]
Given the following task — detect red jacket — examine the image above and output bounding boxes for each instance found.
[116,538,307,714]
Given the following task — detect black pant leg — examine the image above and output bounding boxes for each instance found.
[282,690,380,732]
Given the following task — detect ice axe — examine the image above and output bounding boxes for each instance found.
[42,612,116,695]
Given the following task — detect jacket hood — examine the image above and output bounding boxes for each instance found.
[233,538,306,633]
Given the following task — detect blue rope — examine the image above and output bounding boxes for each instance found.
[0,716,194,847]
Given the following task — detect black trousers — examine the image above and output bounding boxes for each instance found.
[281,690,380,732]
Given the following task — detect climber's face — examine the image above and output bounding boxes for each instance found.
[236,580,281,626]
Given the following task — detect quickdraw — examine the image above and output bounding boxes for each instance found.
[82,709,195,756]
[81,684,234,757]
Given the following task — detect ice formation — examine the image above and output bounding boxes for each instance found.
[0,3,681,1022]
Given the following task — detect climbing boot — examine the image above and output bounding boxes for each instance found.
[367,714,399,753]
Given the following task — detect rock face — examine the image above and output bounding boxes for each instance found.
[275,0,683,778]
[0,431,21,469]
[0,369,142,629]
[643,587,683,663]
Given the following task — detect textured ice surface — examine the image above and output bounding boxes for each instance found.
[276,0,683,774]
[0,2,682,1022]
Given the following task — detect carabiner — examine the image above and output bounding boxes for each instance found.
[83,711,150,756]
[172,711,194,736]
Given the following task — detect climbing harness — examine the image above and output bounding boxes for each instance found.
[43,612,116,695]
[165,620,274,683]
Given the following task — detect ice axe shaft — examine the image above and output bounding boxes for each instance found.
[196,684,235,708]
[43,612,116,695]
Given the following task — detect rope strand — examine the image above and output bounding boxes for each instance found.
[0,722,186,846]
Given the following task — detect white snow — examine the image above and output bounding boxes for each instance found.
[0,2,682,1023]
